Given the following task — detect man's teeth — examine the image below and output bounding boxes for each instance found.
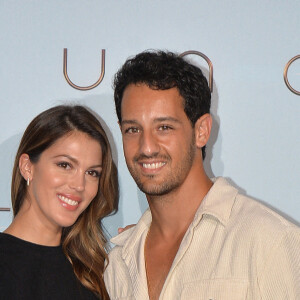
[58,195,78,206]
[142,162,165,169]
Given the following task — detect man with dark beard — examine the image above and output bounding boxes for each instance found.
[104,51,300,300]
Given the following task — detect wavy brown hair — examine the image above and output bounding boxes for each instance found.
[11,105,118,299]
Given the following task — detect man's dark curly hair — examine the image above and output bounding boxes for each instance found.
[113,50,211,159]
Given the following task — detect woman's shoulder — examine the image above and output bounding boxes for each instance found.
[0,233,99,299]
[0,232,20,258]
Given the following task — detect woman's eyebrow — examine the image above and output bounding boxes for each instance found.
[52,154,102,168]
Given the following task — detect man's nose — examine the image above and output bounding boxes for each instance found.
[139,130,160,157]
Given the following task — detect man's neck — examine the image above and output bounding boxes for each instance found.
[147,171,213,238]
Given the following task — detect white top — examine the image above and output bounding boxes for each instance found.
[104,177,300,300]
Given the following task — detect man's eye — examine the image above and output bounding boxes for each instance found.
[86,170,101,178]
[125,127,139,134]
[158,125,172,131]
[57,162,71,169]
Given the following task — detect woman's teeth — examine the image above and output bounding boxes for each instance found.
[58,195,78,206]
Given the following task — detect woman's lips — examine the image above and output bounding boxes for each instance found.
[57,194,81,211]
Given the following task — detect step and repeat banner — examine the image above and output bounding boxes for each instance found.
[0,1,299,235]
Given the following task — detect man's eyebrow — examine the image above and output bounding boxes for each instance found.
[120,120,139,126]
[52,154,102,168]
[153,117,181,124]
[121,117,181,126]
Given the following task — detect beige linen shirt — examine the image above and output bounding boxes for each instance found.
[104,177,300,299]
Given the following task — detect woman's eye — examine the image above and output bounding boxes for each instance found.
[86,170,101,178]
[57,162,71,169]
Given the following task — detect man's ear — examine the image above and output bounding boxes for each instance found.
[19,154,33,182]
[194,113,212,148]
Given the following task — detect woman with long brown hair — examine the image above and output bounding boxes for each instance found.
[0,105,118,299]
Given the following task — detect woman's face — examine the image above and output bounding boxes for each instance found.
[25,131,103,231]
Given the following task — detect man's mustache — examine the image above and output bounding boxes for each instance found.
[133,153,170,162]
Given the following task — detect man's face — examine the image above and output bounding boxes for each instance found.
[120,84,197,196]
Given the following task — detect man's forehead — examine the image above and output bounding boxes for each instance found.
[120,88,189,127]
[121,84,184,113]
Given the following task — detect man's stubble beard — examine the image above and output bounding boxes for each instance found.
[126,135,196,197]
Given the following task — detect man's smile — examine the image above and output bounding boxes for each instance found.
[141,162,166,169]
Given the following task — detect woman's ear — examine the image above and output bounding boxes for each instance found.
[194,113,212,148]
[19,154,33,184]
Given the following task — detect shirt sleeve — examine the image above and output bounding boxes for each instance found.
[258,227,300,300]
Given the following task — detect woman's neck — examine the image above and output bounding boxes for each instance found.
[4,203,62,246]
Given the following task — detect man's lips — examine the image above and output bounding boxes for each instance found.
[134,155,169,173]
[141,162,166,170]
[136,160,167,175]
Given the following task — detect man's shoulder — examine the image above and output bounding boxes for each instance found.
[110,226,137,248]
[106,243,127,275]
[107,209,151,262]
[104,225,142,297]
[208,177,299,235]
[106,229,135,275]
[235,192,298,227]
[229,190,300,244]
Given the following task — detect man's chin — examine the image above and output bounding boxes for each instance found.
[137,182,175,197]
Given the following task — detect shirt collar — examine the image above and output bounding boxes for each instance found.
[111,177,238,247]
[193,177,238,227]
[110,208,151,248]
